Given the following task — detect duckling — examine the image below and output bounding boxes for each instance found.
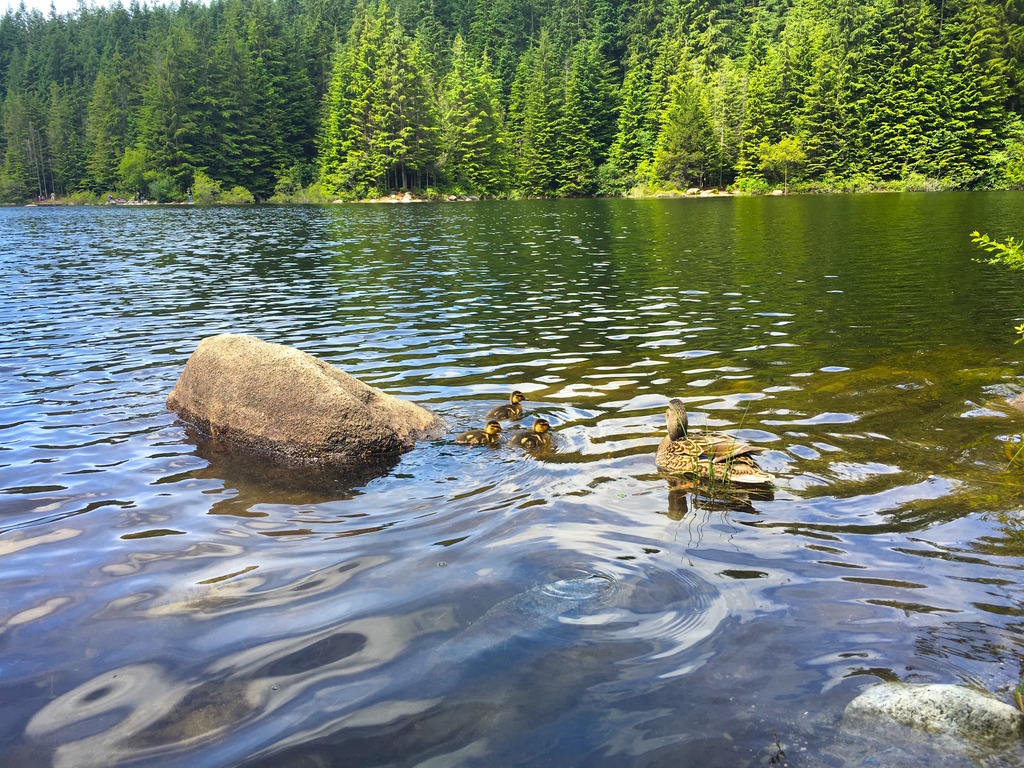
[455,420,504,446]
[511,418,552,449]
[655,398,774,485]
[485,390,527,421]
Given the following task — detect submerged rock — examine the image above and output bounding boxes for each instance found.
[843,682,1024,748]
[167,334,441,463]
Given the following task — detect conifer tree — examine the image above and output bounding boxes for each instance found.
[935,0,1008,183]
[608,52,655,185]
[441,36,508,195]
[575,34,619,169]
[46,79,86,195]
[651,53,718,188]
[139,22,204,191]
[370,0,437,191]
[85,48,136,191]
[0,90,43,200]
[512,29,562,196]
[557,44,597,196]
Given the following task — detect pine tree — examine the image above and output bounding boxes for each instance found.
[318,1,378,197]
[441,35,508,195]
[511,29,562,196]
[608,51,655,185]
[651,53,718,188]
[576,34,620,169]
[0,90,44,201]
[84,48,136,191]
[139,22,204,192]
[46,79,86,195]
[935,0,1009,184]
[370,0,437,191]
[557,43,597,196]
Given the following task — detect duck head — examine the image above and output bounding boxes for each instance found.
[483,421,504,436]
[665,398,689,440]
[532,418,550,434]
[510,391,527,404]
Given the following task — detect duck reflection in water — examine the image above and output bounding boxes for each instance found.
[664,476,775,520]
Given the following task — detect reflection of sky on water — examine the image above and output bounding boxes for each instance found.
[3,197,1024,765]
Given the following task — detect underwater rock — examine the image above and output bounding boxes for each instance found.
[167,334,441,463]
[843,682,1024,748]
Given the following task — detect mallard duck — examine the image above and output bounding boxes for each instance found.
[511,418,552,449]
[485,390,527,421]
[655,398,774,485]
[455,420,504,445]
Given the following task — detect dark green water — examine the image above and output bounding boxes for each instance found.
[2,193,1024,767]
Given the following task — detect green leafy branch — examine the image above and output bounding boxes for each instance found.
[971,231,1024,342]
[971,231,1024,268]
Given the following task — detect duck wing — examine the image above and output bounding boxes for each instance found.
[690,431,764,463]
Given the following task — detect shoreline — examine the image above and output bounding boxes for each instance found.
[9,185,1019,208]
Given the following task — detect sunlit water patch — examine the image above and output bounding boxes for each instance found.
[2,195,1024,766]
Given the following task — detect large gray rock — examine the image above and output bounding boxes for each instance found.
[844,682,1024,748]
[167,334,441,463]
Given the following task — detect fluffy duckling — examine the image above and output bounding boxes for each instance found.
[655,398,774,485]
[455,420,504,446]
[485,390,527,421]
[510,418,552,449]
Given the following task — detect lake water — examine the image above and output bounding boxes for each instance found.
[3,194,1024,767]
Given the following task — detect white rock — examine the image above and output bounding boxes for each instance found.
[844,682,1024,748]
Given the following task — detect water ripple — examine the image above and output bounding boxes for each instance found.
[3,198,1024,766]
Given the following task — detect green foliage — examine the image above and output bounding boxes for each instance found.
[147,172,179,203]
[0,0,1022,202]
[757,135,806,192]
[191,170,222,204]
[65,190,101,205]
[191,169,255,204]
[117,146,148,197]
[972,231,1024,270]
[221,185,256,204]
[972,230,1024,342]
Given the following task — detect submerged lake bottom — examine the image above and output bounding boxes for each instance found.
[2,194,1024,766]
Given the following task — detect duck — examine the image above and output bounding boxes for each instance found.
[655,398,774,485]
[510,418,552,449]
[455,420,505,445]
[485,390,527,421]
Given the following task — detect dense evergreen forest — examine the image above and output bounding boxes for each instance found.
[1,0,1023,203]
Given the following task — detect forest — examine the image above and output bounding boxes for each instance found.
[1,0,1023,203]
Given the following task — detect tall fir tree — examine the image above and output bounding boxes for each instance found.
[84,47,136,191]
[935,0,1009,183]
[511,29,562,196]
[651,53,719,188]
[557,43,598,196]
[139,21,204,191]
[441,35,508,194]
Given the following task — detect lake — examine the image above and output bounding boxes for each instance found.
[2,193,1024,767]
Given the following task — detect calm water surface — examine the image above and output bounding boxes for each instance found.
[3,194,1024,767]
